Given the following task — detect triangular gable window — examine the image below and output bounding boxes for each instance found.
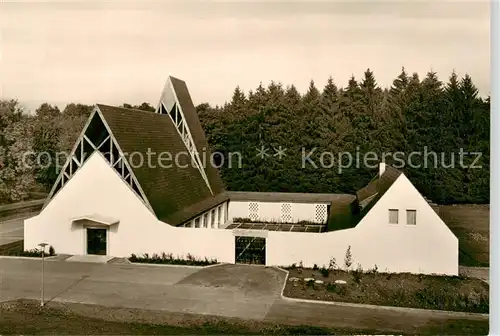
[169,103,177,123]
[159,103,167,114]
[131,179,141,196]
[46,109,149,208]
[85,112,109,146]
[82,137,94,164]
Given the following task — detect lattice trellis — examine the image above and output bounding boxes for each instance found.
[249,202,259,221]
[315,204,328,223]
[281,203,292,223]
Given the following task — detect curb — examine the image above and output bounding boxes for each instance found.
[0,256,59,261]
[276,267,489,318]
[128,261,225,269]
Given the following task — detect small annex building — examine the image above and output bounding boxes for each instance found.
[24,76,459,275]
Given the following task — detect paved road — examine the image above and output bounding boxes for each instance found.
[0,259,283,320]
[0,213,36,246]
[0,258,488,333]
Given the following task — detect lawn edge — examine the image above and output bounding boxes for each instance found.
[275,267,489,318]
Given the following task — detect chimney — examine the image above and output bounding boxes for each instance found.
[379,162,386,176]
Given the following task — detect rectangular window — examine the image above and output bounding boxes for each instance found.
[195,217,201,228]
[211,210,216,228]
[203,213,209,228]
[406,210,416,225]
[389,209,399,224]
[218,206,222,226]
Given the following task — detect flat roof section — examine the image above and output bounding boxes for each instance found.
[226,222,325,233]
[226,191,354,204]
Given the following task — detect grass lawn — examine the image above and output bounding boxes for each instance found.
[440,204,489,267]
[284,267,489,313]
[0,299,489,335]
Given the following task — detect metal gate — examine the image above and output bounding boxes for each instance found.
[235,236,266,264]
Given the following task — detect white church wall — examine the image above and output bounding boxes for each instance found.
[228,201,328,223]
[352,174,458,275]
[24,153,235,263]
[265,174,458,275]
[25,152,457,275]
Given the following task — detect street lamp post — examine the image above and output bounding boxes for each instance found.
[38,242,48,307]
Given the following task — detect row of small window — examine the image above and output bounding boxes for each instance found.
[184,204,225,228]
[388,209,416,225]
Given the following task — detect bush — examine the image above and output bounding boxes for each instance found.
[233,217,253,223]
[9,248,42,257]
[129,252,218,266]
[368,264,378,274]
[328,257,338,270]
[326,282,347,295]
[319,267,330,278]
[48,245,55,256]
[306,279,316,289]
[313,264,319,270]
[351,264,363,283]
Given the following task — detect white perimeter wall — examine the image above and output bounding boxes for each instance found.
[266,174,458,275]
[228,201,327,223]
[24,152,235,263]
[25,153,457,275]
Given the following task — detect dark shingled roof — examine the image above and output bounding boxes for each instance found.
[97,104,225,225]
[169,76,225,195]
[226,191,353,204]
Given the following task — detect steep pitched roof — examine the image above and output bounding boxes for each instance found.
[353,165,403,222]
[168,76,226,195]
[97,104,225,225]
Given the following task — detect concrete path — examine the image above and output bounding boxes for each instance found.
[0,258,488,332]
[0,259,282,320]
[65,255,114,263]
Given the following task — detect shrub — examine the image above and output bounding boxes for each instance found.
[290,263,297,269]
[369,264,378,274]
[326,282,347,295]
[351,264,363,283]
[128,252,218,266]
[9,248,42,257]
[48,245,55,256]
[296,220,317,226]
[344,245,352,271]
[306,279,316,289]
[313,264,319,270]
[319,267,330,278]
[297,260,303,274]
[328,257,338,270]
[233,217,253,223]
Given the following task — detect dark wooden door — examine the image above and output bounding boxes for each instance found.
[87,228,107,255]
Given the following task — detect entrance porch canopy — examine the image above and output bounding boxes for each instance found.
[71,214,120,226]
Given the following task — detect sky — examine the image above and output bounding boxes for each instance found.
[0,0,491,113]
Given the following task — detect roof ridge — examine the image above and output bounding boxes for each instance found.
[95,103,166,117]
